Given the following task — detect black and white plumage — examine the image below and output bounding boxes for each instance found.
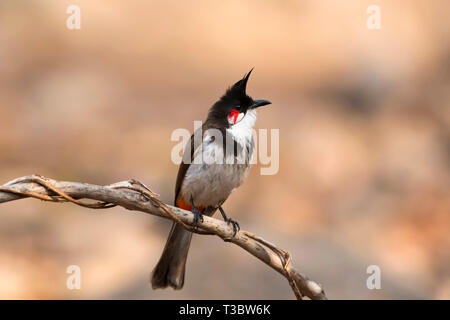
[151,69,271,290]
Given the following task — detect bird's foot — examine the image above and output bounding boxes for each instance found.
[190,196,204,225]
[192,206,204,225]
[226,217,240,236]
[219,206,240,237]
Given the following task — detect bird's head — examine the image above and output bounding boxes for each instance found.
[207,69,271,127]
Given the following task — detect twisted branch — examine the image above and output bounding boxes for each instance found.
[0,174,327,300]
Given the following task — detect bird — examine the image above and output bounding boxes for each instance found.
[151,69,271,290]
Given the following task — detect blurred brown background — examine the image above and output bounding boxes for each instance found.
[0,0,449,299]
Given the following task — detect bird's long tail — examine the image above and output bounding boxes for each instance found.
[151,222,193,290]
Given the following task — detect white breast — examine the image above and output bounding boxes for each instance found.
[179,110,257,208]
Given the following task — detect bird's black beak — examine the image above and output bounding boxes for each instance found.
[250,99,271,109]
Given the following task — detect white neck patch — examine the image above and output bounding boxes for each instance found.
[227,109,257,146]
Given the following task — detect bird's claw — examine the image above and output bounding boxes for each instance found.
[190,196,204,226]
[218,206,240,237]
[226,218,240,236]
[193,209,204,225]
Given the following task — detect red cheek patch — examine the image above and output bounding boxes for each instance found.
[229,109,240,124]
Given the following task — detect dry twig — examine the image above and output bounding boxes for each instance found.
[0,174,327,300]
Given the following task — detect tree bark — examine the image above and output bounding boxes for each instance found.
[0,174,327,300]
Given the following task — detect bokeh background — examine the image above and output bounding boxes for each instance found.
[0,0,449,299]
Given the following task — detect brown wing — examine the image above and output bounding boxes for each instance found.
[174,126,204,205]
[173,123,230,207]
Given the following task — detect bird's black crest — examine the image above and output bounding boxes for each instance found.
[206,69,255,128]
[225,68,253,102]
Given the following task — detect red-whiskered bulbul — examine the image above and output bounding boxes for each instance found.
[151,69,271,290]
